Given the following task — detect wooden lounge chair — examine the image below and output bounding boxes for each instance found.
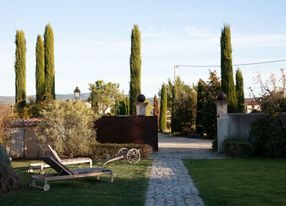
[30,156,113,191]
[28,145,92,173]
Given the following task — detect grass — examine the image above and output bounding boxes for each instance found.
[0,159,151,206]
[184,159,286,206]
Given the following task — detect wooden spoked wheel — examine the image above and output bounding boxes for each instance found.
[118,148,129,156]
[126,148,141,164]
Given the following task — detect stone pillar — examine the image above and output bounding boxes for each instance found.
[136,94,148,116]
[215,92,228,152]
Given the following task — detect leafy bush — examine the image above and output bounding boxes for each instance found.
[0,145,21,193]
[37,100,97,157]
[250,117,286,157]
[223,138,254,158]
[91,143,152,160]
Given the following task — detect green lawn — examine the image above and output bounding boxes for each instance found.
[0,160,151,206]
[184,159,286,206]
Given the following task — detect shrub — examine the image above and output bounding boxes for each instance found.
[0,145,21,193]
[223,138,254,158]
[91,143,152,160]
[37,100,97,157]
[250,116,286,157]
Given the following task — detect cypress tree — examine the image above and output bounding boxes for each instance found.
[220,24,237,112]
[35,35,45,103]
[159,84,167,132]
[15,30,26,110]
[196,79,206,134]
[129,24,141,115]
[153,95,160,128]
[44,24,55,100]
[236,69,245,112]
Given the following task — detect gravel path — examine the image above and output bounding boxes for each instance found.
[145,133,224,206]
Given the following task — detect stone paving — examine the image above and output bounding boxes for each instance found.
[145,133,224,206]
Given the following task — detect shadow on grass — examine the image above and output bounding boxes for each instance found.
[1,160,151,206]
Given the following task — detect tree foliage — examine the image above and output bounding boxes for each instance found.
[250,69,286,117]
[89,80,123,115]
[196,71,221,139]
[235,69,245,112]
[37,100,96,157]
[171,77,197,134]
[129,25,141,115]
[116,96,129,115]
[15,30,26,111]
[44,24,55,100]
[35,35,45,103]
[159,84,167,132]
[220,24,237,112]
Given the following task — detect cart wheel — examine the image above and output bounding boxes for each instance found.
[118,148,128,156]
[126,148,141,164]
[43,184,50,191]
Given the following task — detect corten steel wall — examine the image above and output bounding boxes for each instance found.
[94,116,158,151]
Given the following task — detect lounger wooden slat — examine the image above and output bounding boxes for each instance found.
[30,156,113,191]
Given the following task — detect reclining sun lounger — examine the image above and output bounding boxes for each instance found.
[30,156,113,191]
[28,145,92,173]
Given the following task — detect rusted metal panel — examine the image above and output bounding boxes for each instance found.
[94,116,158,151]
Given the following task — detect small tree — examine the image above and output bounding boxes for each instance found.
[37,100,96,157]
[159,84,167,132]
[116,96,129,115]
[129,25,141,115]
[15,30,26,111]
[171,77,197,133]
[44,24,55,100]
[220,24,237,112]
[236,69,245,112]
[89,80,123,115]
[35,35,45,103]
[196,79,207,134]
[153,95,160,128]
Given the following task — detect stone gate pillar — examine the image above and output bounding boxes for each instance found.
[215,92,228,152]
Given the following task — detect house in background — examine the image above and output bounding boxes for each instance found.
[244,98,261,113]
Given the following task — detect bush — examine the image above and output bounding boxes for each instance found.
[223,138,254,158]
[0,145,21,193]
[37,100,97,157]
[91,143,153,160]
[250,116,286,157]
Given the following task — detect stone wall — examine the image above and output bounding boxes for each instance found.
[217,112,286,152]
[5,119,42,159]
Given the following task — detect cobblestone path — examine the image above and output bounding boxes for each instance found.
[145,134,224,206]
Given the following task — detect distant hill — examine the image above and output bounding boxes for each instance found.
[0,93,90,104]
[0,93,155,104]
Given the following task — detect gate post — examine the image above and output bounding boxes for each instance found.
[215,92,228,152]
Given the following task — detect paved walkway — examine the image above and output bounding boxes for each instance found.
[145,133,224,206]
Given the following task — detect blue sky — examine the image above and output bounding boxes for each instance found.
[0,0,286,97]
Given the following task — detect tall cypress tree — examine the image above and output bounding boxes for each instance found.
[196,79,206,134]
[159,84,167,132]
[44,24,55,100]
[236,69,245,112]
[129,24,141,115]
[153,95,160,128]
[15,30,26,110]
[35,35,45,103]
[220,24,237,112]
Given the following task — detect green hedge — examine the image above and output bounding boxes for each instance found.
[91,143,153,160]
[223,138,254,158]
[250,117,286,157]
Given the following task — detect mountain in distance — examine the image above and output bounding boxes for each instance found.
[0,93,90,104]
[0,93,155,105]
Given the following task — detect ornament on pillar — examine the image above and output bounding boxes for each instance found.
[136,94,148,116]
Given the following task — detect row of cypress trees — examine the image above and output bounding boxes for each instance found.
[221,24,245,113]
[15,24,55,111]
